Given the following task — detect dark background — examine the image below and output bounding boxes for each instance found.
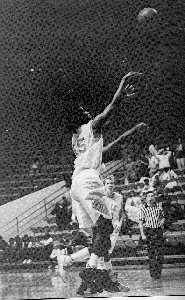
[0,0,185,175]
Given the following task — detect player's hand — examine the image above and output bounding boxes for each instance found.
[124,84,135,96]
[120,71,142,96]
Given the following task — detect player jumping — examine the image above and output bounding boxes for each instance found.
[58,71,147,294]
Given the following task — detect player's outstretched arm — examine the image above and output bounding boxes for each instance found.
[103,122,148,153]
[92,71,142,130]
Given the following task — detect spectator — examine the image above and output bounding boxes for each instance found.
[0,235,7,251]
[5,238,16,263]
[154,148,172,170]
[51,198,72,231]
[148,144,158,156]
[147,153,159,177]
[175,138,185,170]
[14,236,23,262]
[162,198,184,231]
[71,230,88,248]
[29,236,51,262]
[30,157,40,175]
[169,146,177,169]
[150,169,164,188]
[39,229,53,261]
[140,179,153,196]
[49,240,62,269]
[125,191,143,223]
[0,235,7,262]
[29,236,43,262]
[159,168,178,188]
[22,235,33,264]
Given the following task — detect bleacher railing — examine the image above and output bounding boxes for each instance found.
[0,182,69,240]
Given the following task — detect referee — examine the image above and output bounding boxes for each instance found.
[139,190,165,279]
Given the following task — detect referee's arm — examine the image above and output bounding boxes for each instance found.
[139,208,146,240]
[159,208,165,228]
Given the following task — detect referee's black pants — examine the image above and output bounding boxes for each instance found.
[145,227,164,278]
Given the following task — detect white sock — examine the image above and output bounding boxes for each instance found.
[86,253,99,268]
[97,257,105,270]
[71,247,90,262]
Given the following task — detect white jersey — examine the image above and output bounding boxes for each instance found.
[105,192,123,228]
[72,120,103,178]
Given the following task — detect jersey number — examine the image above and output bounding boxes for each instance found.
[76,138,86,154]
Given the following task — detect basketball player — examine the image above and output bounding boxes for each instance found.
[58,71,147,293]
[92,174,129,291]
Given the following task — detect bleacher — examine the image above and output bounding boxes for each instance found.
[0,165,72,206]
[0,161,185,269]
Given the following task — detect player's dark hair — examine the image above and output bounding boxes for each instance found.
[67,106,92,134]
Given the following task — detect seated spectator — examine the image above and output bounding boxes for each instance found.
[70,230,88,248]
[14,235,23,262]
[29,157,40,175]
[39,229,53,261]
[150,169,163,188]
[49,240,62,269]
[5,238,16,263]
[0,235,7,262]
[159,168,178,189]
[29,236,47,262]
[163,198,184,230]
[22,235,33,264]
[175,138,185,170]
[25,231,53,264]
[51,198,72,231]
[140,178,153,196]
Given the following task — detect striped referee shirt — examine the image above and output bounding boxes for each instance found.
[139,203,164,228]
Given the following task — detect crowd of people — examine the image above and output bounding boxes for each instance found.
[0,230,53,264]
[123,139,185,184]
[0,227,89,265]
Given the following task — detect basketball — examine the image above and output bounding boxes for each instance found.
[138,7,157,22]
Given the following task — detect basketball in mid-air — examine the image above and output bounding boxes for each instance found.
[138,7,157,22]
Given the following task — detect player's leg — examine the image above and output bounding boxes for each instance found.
[90,216,130,293]
[70,170,111,269]
[77,216,113,295]
[58,170,109,292]
[145,229,158,278]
